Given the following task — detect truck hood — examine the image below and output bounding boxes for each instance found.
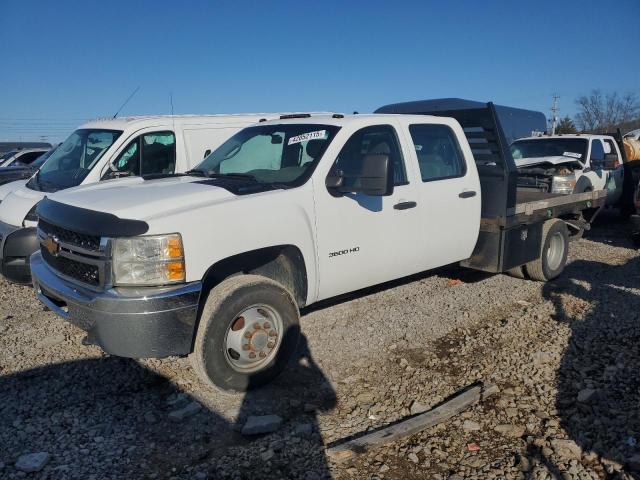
[50,175,243,221]
[515,156,584,169]
[0,180,43,226]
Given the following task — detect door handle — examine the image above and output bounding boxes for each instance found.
[458,191,477,199]
[394,201,417,210]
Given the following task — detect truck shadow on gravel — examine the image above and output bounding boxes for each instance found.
[0,334,336,479]
[543,256,640,477]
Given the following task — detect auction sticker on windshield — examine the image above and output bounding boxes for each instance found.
[563,151,582,159]
[288,130,327,145]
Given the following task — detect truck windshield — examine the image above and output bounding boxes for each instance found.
[511,138,588,160]
[27,129,122,192]
[193,124,340,186]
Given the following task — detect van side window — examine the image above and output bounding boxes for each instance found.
[590,140,605,162]
[107,131,176,178]
[409,124,466,182]
[332,125,407,187]
[141,132,176,175]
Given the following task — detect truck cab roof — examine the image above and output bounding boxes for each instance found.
[257,113,453,128]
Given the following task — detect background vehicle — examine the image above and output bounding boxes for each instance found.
[0,147,57,187]
[0,113,289,283]
[512,134,625,205]
[0,142,52,154]
[0,147,49,168]
[31,100,606,392]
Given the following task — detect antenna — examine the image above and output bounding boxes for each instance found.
[169,92,176,131]
[112,86,140,119]
[550,94,559,135]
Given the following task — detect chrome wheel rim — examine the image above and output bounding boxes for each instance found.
[546,232,565,271]
[223,304,283,373]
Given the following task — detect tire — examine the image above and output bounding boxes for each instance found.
[525,219,569,282]
[506,265,526,279]
[191,274,300,392]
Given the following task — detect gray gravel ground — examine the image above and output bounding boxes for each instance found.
[1,211,638,479]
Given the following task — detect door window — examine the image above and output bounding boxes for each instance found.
[331,125,407,188]
[409,124,466,181]
[108,131,176,178]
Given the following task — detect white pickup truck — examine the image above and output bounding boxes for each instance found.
[30,100,606,391]
[512,134,625,205]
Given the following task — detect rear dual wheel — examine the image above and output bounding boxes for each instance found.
[525,219,569,281]
[191,275,300,392]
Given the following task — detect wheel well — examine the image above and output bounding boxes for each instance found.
[199,245,308,309]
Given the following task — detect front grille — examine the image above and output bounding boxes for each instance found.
[39,219,101,251]
[41,247,100,286]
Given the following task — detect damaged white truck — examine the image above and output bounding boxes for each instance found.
[30,99,606,391]
[512,134,625,203]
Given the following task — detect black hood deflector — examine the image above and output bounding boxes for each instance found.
[36,198,149,237]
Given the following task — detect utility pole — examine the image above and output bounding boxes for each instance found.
[550,94,559,135]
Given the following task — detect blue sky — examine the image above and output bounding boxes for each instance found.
[1,0,639,142]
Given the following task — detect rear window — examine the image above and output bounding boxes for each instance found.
[409,124,467,181]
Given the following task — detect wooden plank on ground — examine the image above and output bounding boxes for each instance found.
[327,384,483,462]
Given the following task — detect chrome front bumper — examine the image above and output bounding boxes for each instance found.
[31,252,202,358]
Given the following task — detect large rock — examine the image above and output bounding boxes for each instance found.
[168,401,201,422]
[551,439,582,461]
[494,424,525,438]
[462,420,481,432]
[242,415,283,435]
[576,388,598,404]
[15,452,50,473]
[410,400,430,415]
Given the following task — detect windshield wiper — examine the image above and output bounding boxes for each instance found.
[185,169,207,177]
[202,171,259,181]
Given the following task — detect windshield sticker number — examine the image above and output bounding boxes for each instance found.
[288,130,327,145]
[563,151,582,159]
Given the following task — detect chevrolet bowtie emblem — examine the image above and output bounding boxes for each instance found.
[43,235,60,257]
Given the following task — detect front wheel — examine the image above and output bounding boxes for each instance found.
[191,274,301,391]
[525,219,569,281]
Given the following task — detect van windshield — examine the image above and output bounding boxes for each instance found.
[192,124,340,187]
[27,129,122,192]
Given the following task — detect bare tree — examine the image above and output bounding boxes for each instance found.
[575,89,640,133]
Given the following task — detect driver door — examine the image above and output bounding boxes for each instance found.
[314,122,422,300]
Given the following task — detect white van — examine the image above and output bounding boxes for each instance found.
[0,114,286,283]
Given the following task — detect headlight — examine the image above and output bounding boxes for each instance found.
[551,174,576,194]
[23,203,39,226]
[112,233,185,286]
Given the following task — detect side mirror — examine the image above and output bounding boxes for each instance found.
[602,153,618,170]
[325,154,394,197]
[359,154,394,196]
[203,149,211,158]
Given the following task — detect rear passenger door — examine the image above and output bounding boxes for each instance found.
[404,121,481,267]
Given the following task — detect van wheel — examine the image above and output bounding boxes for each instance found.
[191,274,300,391]
[525,219,569,282]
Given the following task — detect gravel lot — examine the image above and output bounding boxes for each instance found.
[1,211,639,480]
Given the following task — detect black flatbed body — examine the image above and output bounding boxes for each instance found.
[376,99,606,272]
